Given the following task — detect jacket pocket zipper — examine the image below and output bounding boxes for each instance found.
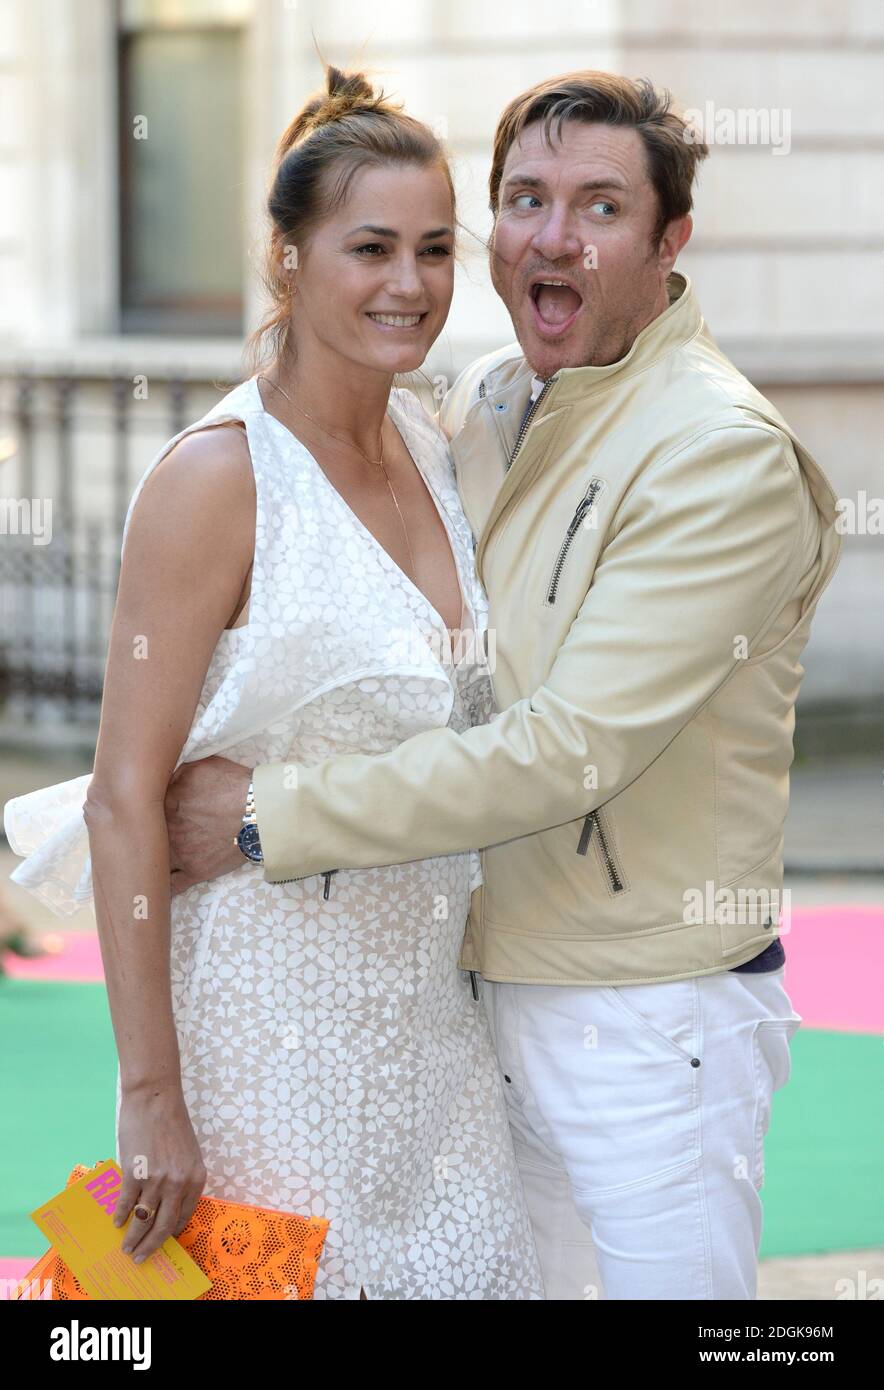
[272,869,337,898]
[577,810,625,894]
[546,479,604,605]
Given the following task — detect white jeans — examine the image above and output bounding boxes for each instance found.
[481,967,802,1300]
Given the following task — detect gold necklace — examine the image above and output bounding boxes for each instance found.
[258,373,417,581]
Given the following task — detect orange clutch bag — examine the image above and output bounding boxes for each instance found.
[16,1162,330,1301]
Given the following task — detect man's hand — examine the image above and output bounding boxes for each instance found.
[165,755,253,896]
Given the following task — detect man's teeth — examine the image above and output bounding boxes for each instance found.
[367,312,423,326]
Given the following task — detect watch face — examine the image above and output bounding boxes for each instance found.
[237,823,263,863]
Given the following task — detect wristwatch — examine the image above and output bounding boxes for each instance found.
[234,778,263,863]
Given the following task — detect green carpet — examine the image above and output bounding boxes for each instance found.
[759,1028,884,1257]
[1,979,881,1258]
[1,981,118,1255]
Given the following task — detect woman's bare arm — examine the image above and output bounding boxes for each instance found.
[83,422,255,1257]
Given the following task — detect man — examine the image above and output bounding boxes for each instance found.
[165,72,841,1298]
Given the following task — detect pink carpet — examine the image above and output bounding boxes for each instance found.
[781,904,883,1034]
[3,905,880,1031]
[2,929,103,983]
[1,1255,50,1298]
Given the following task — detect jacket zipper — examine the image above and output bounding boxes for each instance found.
[504,374,558,474]
[545,479,604,604]
[271,869,337,898]
[576,811,624,894]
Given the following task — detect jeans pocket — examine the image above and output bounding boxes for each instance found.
[751,1016,800,1189]
[601,979,699,1065]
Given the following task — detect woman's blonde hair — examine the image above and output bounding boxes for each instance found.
[244,65,455,376]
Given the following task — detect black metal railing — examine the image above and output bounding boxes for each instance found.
[0,369,233,729]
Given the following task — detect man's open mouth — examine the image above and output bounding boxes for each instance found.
[529,278,584,335]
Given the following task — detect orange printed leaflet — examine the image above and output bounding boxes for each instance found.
[30,1159,211,1300]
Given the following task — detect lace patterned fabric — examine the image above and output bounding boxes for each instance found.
[5,374,544,1300]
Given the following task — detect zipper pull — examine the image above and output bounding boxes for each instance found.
[469,971,480,1001]
[577,812,595,855]
[322,871,336,899]
[571,481,603,533]
[572,495,595,529]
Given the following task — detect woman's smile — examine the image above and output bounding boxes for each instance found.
[365,310,428,330]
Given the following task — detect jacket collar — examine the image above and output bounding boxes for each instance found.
[481,271,702,413]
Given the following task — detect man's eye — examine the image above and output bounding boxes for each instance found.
[354,243,385,256]
[512,194,541,210]
[590,201,617,216]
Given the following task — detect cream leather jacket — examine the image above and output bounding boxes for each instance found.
[253,271,841,985]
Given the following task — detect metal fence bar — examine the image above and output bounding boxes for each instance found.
[0,369,194,730]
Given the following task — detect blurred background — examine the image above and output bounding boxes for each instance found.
[0,0,881,1299]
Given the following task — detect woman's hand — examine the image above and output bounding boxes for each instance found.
[114,1083,208,1264]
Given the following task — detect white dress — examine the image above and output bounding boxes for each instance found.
[3,374,544,1301]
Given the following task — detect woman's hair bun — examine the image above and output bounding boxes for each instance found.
[275,64,394,160]
[325,65,376,106]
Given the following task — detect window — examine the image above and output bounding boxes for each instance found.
[117,0,247,334]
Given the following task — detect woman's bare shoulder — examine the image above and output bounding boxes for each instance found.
[142,419,254,506]
[123,420,256,577]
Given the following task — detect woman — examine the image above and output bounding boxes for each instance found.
[7,65,544,1299]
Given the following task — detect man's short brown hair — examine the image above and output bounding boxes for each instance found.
[489,70,709,247]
